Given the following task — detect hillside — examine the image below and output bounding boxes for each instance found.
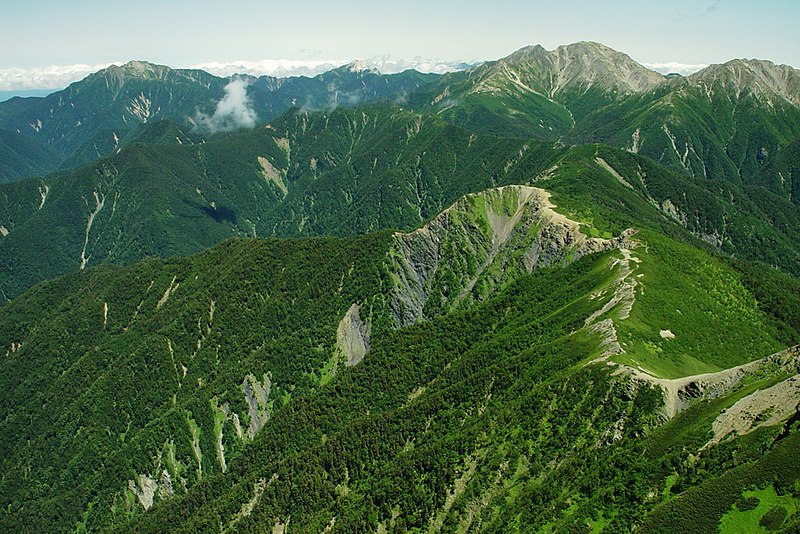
[3,106,800,303]
[0,62,439,181]
[1,184,798,532]
[0,108,561,299]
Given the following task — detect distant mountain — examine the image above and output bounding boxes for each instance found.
[3,106,799,302]
[567,58,800,200]
[410,41,667,138]
[690,58,800,106]
[0,62,226,169]
[406,42,800,221]
[0,61,440,182]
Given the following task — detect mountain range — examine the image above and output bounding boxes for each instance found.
[1,41,800,533]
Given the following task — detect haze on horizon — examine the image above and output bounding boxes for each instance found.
[1,0,798,96]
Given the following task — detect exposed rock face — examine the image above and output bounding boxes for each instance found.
[688,59,800,106]
[128,474,157,510]
[707,374,800,447]
[336,304,371,367]
[388,185,635,327]
[624,345,800,419]
[242,373,272,439]
[469,41,665,99]
[257,156,288,198]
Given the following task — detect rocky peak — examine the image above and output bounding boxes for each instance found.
[550,41,665,93]
[689,59,800,106]
[340,60,380,75]
[107,60,172,80]
[387,185,635,327]
[474,41,664,99]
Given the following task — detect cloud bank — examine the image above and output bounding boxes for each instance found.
[643,62,709,76]
[0,62,123,91]
[193,57,479,78]
[194,78,256,133]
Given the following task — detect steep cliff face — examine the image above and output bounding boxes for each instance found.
[387,185,635,326]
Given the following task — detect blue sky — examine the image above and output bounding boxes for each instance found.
[1,0,798,92]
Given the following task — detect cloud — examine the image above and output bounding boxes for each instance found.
[194,78,256,133]
[0,62,122,91]
[361,57,482,74]
[643,62,709,76]
[191,59,347,78]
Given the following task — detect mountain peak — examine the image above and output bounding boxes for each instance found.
[549,41,664,93]
[111,60,172,79]
[478,41,664,98]
[689,58,800,105]
[341,60,379,74]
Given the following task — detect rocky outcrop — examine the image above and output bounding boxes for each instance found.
[706,374,800,448]
[336,304,371,367]
[128,474,157,510]
[623,345,800,419]
[242,373,272,439]
[388,185,635,327]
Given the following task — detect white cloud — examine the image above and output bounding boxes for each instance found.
[0,62,123,91]
[193,78,256,133]
[190,59,347,78]
[643,62,709,76]
[190,57,479,77]
[365,57,482,74]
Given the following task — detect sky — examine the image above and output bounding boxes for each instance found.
[1,0,798,94]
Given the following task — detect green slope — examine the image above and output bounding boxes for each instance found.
[4,104,800,304]
[0,108,565,300]
[0,181,795,532]
[0,61,440,177]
